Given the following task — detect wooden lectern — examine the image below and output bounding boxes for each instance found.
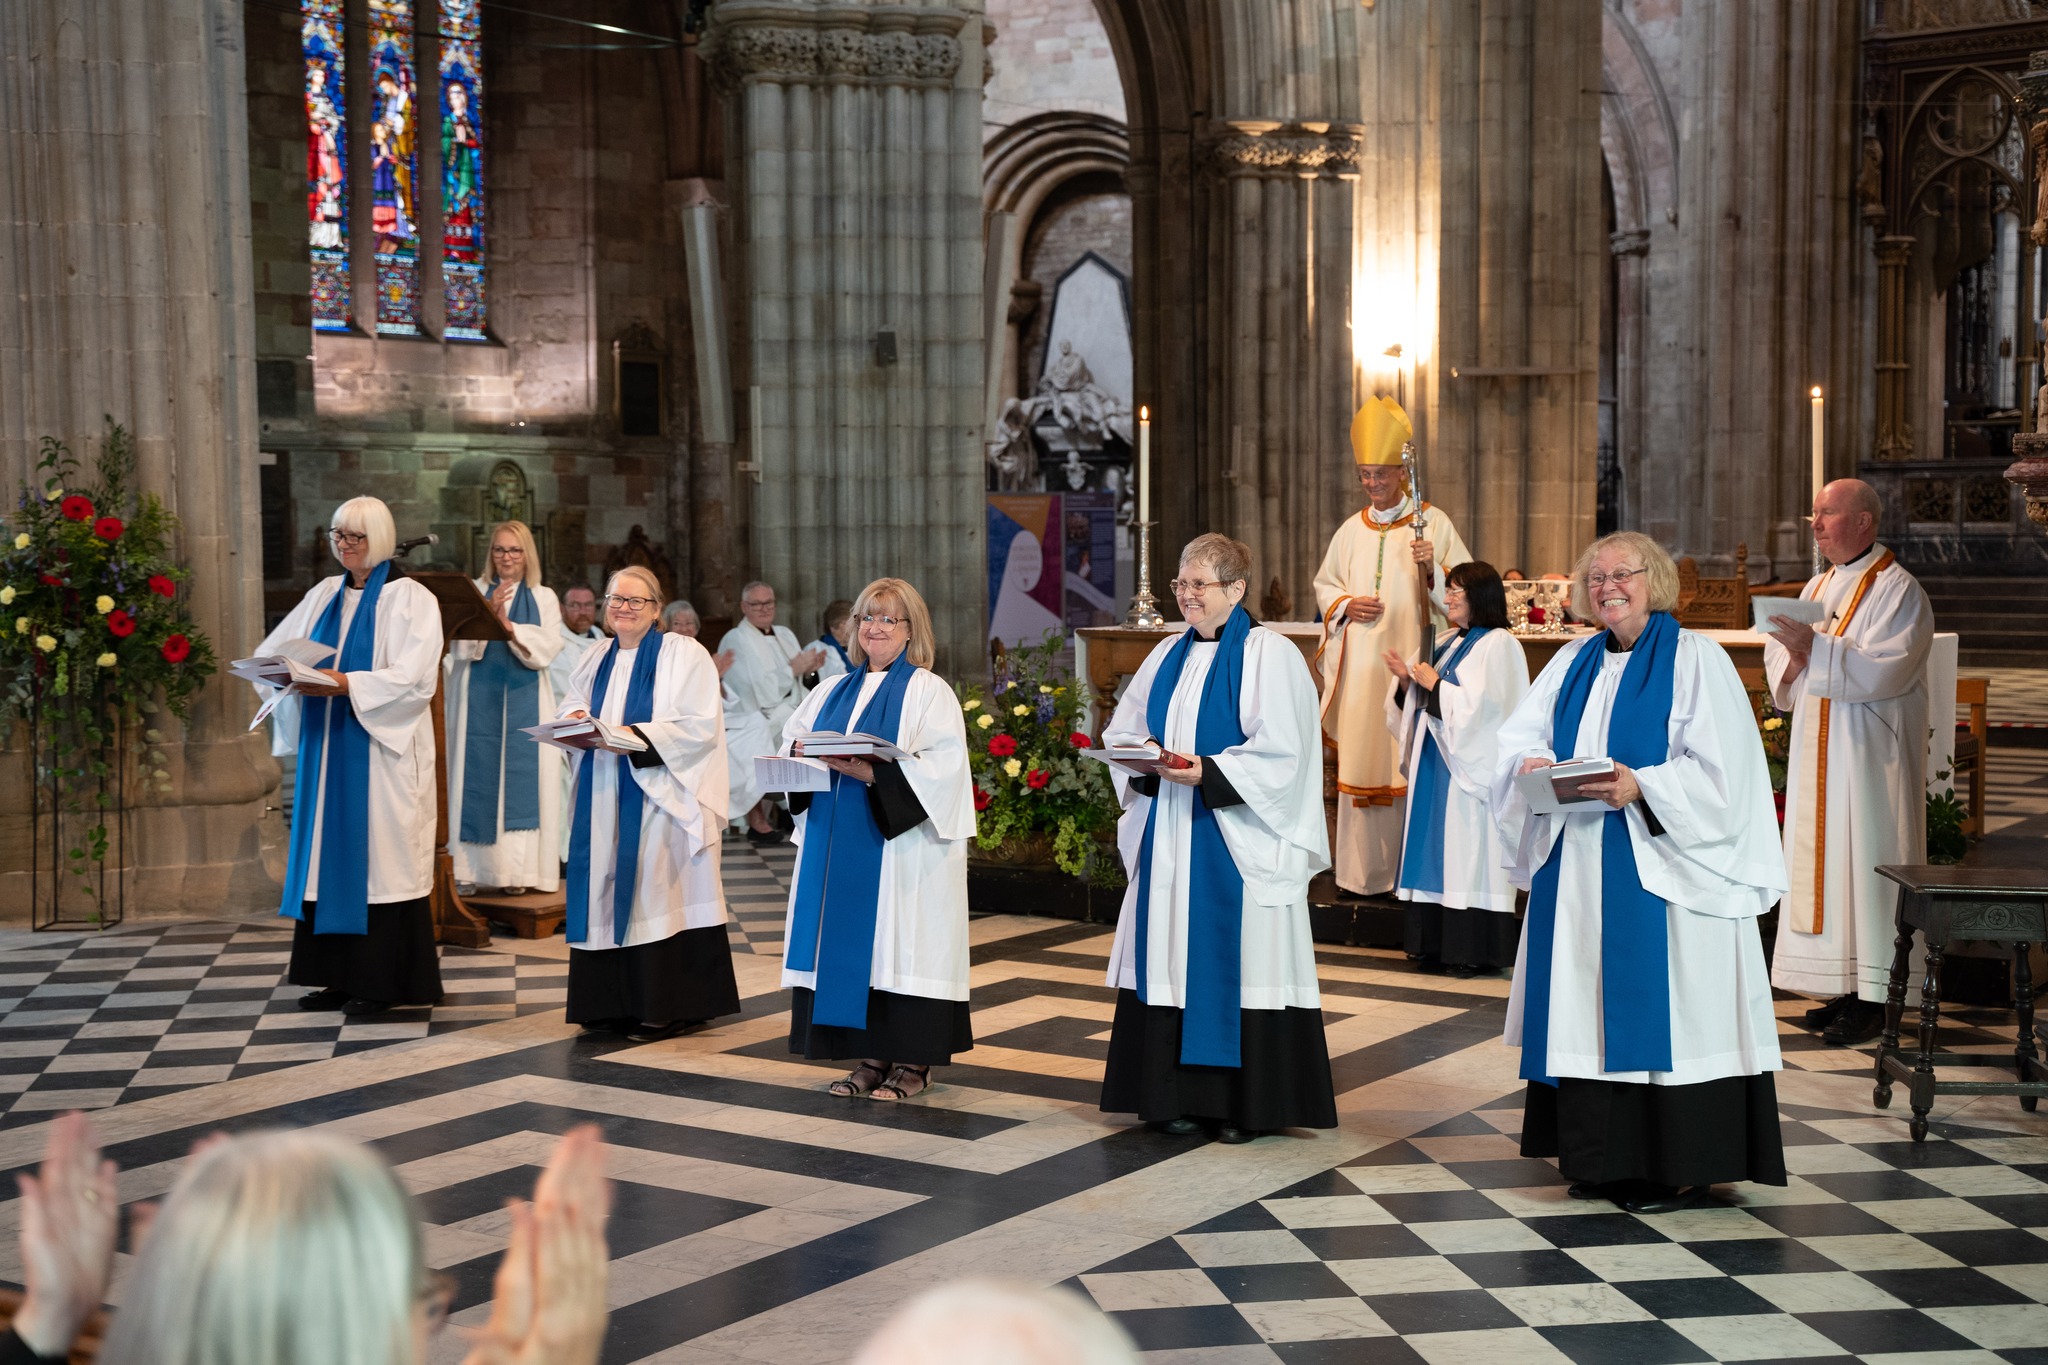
[406,570,507,949]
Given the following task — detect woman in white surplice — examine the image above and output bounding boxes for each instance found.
[1098,534,1336,1142]
[1494,531,1787,1215]
[777,578,976,1103]
[445,520,564,896]
[1383,561,1527,975]
[558,567,739,1041]
[254,495,443,1016]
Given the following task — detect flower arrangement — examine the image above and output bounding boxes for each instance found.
[959,637,1122,879]
[1,423,217,913]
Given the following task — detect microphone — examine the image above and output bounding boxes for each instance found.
[395,533,439,557]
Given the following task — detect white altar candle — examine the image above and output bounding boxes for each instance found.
[1137,406,1151,525]
[1810,385,1824,507]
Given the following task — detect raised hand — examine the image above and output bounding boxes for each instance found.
[464,1125,610,1365]
[12,1112,119,1358]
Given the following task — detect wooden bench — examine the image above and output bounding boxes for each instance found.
[1675,543,1752,630]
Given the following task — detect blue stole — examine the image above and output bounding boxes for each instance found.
[279,562,394,935]
[786,652,919,1029]
[1519,610,1680,1086]
[565,635,664,945]
[817,633,853,673]
[1397,628,1492,897]
[1134,605,1251,1068]
[459,581,542,844]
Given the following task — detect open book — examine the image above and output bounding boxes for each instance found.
[793,731,909,761]
[1751,596,1827,634]
[1084,739,1196,777]
[754,754,833,793]
[1513,757,1618,814]
[230,638,335,690]
[521,716,648,754]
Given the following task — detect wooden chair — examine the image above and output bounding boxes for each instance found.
[1956,676,1989,838]
[1675,543,1752,630]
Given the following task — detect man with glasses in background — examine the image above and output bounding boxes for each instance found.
[1312,399,1472,901]
[717,581,826,844]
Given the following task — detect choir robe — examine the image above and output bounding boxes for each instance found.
[812,635,850,682]
[558,632,739,1026]
[446,579,565,892]
[1386,627,1528,966]
[1313,499,1472,895]
[1099,623,1338,1131]
[1494,629,1787,1188]
[778,667,977,1065]
[549,622,606,862]
[257,570,444,1005]
[718,620,809,735]
[721,680,778,828]
[1765,545,1934,1004]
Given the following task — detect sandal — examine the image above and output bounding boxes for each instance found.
[829,1061,888,1097]
[871,1064,931,1101]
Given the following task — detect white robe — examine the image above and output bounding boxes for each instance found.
[257,572,443,905]
[1494,630,1786,1086]
[719,622,809,735]
[446,580,565,891]
[549,622,607,861]
[778,668,976,1003]
[1386,627,1529,913]
[812,637,850,682]
[1103,626,1331,1012]
[1766,546,1933,1002]
[558,632,729,950]
[722,680,777,822]
[1312,500,1472,894]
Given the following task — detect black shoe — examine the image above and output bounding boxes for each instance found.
[1620,1184,1714,1215]
[1800,994,1855,1030]
[298,987,348,1011]
[1822,999,1887,1047]
[576,1018,633,1035]
[1447,963,1493,980]
[746,827,786,846]
[1216,1124,1259,1145]
[625,1019,687,1043]
[342,998,392,1017]
[1149,1117,1202,1136]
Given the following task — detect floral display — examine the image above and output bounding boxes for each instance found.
[958,638,1122,878]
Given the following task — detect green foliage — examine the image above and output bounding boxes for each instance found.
[959,637,1122,882]
[1926,758,1968,865]
[2,420,218,905]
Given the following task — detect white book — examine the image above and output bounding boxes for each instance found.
[1082,740,1195,776]
[521,716,648,753]
[755,754,833,793]
[229,638,336,690]
[1751,595,1827,633]
[1513,756,1619,814]
[793,730,909,761]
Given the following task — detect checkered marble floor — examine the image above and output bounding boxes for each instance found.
[722,840,794,956]
[1979,667,2048,730]
[1983,745,2048,840]
[1,916,2046,1363]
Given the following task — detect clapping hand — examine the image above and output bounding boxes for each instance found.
[1383,650,1413,682]
[492,577,518,625]
[713,647,736,678]
[464,1125,610,1365]
[788,647,826,677]
[12,1112,119,1359]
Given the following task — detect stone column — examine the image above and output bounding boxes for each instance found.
[1610,229,1652,533]
[705,1,986,669]
[0,0,277,918]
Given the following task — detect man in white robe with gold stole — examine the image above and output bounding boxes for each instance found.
[1765,479,1934,1045]
[1312,398,1471,896]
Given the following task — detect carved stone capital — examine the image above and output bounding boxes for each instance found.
[1209,122,1365,179]
[705,3,966,89]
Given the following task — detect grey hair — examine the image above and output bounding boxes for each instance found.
[97,1130,423,1365]
[1568,531,1681,621]
[851,1279,1139,1365]
[660,598,700,633]
[1179,532,1252,587]
[740,580,775,603]
[329,496,398,567]
[1826,478,1884,522]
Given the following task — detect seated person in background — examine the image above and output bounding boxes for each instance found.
[813,598,855,681]
[665,599,782,846]
[718,581,825,843]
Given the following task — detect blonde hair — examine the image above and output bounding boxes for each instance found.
[487,519,542,588]
[852,1279,1139,1365]
[1569,530,1681,621]
[97,1130,423,1365]
[848,577,936,670]
[329,496,398,567]
[602,566,664,632]
[1179,533,1252,586]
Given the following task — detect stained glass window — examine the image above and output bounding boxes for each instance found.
[439,0,487,341]
[368,0,422,336]
[302,0,350,333]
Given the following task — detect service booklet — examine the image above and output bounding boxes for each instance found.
[229,638,335,690]
[521,716,648,753]
[792,731,909,761]
[1083,740,1195,776]
[1751,596,1827,633]
[1513,756,1618,814]
[754,754,833,793]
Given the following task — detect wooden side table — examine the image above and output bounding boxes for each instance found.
[1872,864,2048,1141]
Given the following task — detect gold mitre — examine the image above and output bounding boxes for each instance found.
[1350,397,1412,467]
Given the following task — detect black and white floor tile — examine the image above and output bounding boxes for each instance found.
[722,840,794,957]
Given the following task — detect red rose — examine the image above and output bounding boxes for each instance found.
[161,633,191,663]
[149,574,176,598]
[1025,768,1050,790]
[1069,731,1092,749]
[59,495,93,521]
[972,787,991,812]
[92,517,124,541]
[987,734,1018,758]
[38,574,60,586]
[107,609,135,638]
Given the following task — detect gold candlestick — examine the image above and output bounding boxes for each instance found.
[1126,520,1165,627]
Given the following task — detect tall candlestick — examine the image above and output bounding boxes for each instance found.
[1137,406,1151,526]
[1810,385,1824,504]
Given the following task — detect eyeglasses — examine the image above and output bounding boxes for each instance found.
[1443,586,1467,598]
[489,546,525,557]
[1357,468,1405,483]
[418,1270,455,1334]
[604,594,657,610]
[860,613,906,628]
[1169,578,1235,596]
[1584,567,1646,590]
[327,529,367,548]
[742,598,775,609]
